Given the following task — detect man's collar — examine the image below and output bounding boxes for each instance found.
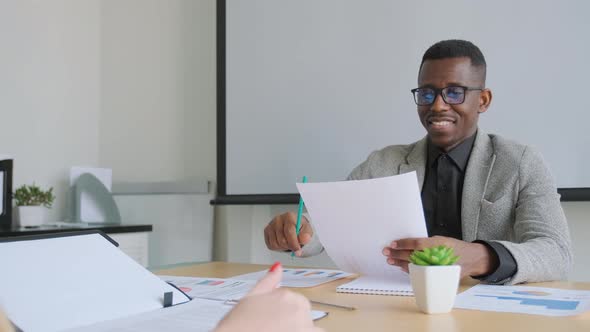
[427,132,477,171]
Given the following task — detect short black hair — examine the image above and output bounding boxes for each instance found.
[420,39,486,81]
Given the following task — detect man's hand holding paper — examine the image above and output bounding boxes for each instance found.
[382,236,498,278]
[293,172,428,279]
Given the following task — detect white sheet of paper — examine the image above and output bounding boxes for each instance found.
[159,275,256,300]
[70,167,112,222]
[296,172,428,279]
[68,298,327,332]
[0,233,189,332]
[232,268,353,288]
[454,284,590,316]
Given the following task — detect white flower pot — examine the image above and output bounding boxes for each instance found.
[409,263,461,314]
[16,206,46,227]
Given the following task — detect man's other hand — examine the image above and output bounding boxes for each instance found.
[382,235,498,278]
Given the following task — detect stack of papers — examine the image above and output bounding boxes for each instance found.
[160,275,329,321]
[159,276,256,301]
[232,268,354,288]
[160,267,352,301]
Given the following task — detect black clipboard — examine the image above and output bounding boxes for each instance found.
[0,229,119,247]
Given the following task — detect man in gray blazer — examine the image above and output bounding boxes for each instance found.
[263,40,572,285]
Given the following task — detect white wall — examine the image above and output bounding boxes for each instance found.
[99,0,217,267]
[0,0,100,222]
[563,202,590,281]
[0,0,216,223]
[99,0,216,182]
[115,193,215,268]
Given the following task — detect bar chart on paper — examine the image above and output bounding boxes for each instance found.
[159,276,256,301]
[455,285,590,316]
[233,268,354,288]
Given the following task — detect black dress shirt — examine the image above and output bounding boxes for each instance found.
[421,133,517,283]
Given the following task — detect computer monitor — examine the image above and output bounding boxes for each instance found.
[0,158,13,228]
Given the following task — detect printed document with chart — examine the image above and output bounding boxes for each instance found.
[297,172,428,295]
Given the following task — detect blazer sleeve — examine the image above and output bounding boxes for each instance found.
[491,146,573,285]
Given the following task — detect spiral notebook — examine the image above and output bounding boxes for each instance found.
[336,276,414,296]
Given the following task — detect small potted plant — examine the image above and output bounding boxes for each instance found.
[13,184,55,227]
[409,245,461,314]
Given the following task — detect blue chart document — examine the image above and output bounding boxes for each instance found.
[232,268,353,288]
[454,285,590,316]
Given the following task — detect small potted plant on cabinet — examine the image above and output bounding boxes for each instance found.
[409,245,461,314]
[13,184,55,227]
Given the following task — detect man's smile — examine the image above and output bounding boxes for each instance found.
[427,116,457,131]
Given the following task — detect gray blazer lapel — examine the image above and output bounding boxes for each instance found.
[399,136,428,190]
[461,130,496,242]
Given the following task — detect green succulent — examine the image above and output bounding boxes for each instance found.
[13,184,55,208]
[409,245,459,266]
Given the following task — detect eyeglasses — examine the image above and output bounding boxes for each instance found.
[410,86,483,106]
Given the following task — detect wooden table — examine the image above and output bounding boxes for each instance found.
[155,262,590,332]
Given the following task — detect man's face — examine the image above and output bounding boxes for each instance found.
[417,57,490,151]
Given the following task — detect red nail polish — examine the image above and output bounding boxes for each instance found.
[269,261,281,272]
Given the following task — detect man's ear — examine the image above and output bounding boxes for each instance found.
[478,88,492,114]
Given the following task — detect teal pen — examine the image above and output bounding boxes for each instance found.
[292,176,308,257]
